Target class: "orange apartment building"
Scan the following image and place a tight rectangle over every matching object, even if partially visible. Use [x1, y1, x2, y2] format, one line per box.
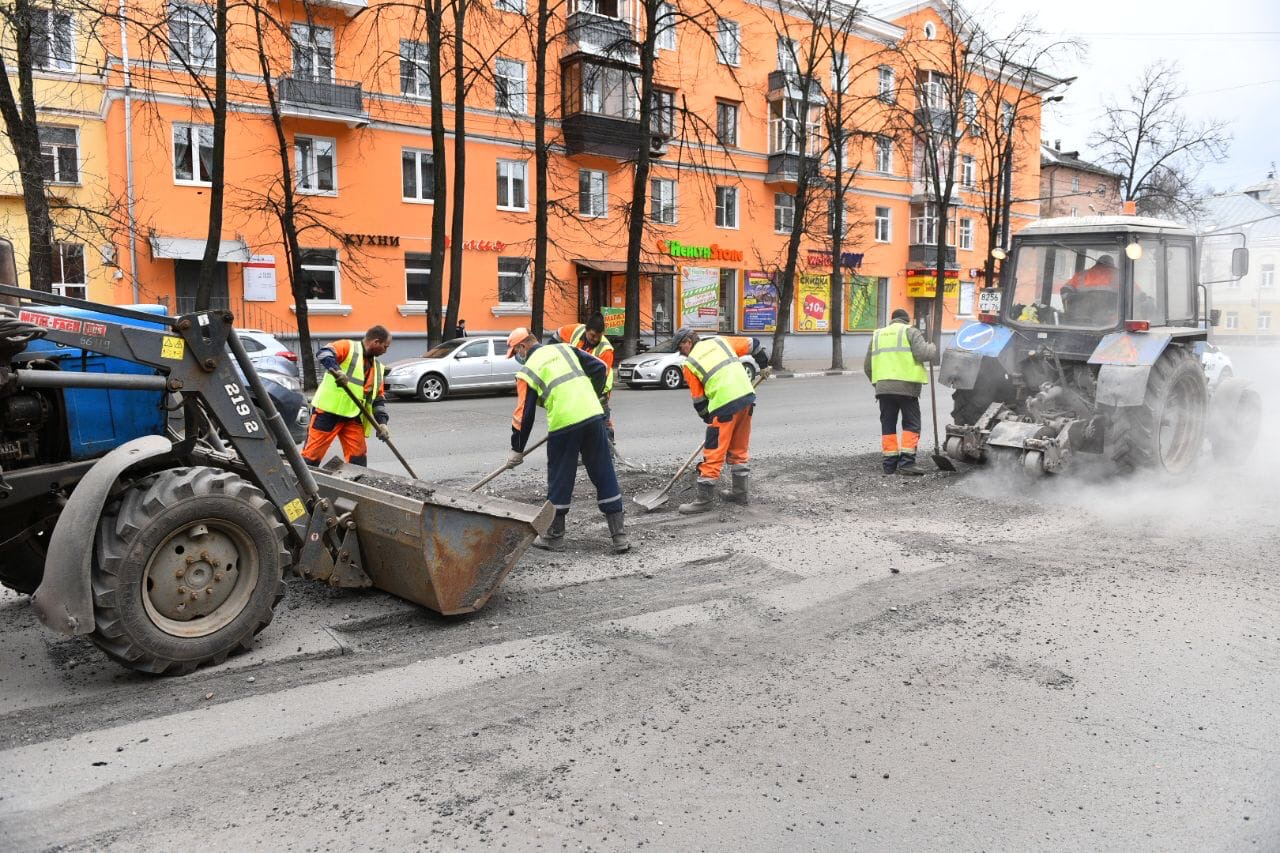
[32, 0, 1054, 349]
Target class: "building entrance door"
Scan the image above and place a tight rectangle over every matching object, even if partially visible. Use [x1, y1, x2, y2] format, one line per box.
[577, 270, 609, 321]
[175, 260, 229, 314]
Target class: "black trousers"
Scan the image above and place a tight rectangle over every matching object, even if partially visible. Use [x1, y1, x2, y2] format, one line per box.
[878, 394, 922, 458]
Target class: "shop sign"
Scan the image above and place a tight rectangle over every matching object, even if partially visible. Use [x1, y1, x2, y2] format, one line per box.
[243, 255, 276, 302]
[906, 268, 960, 298]
[845, 274, 878, 331]
[342, 233, 400, 247]
[741, 270, 778, 333]
[601, 307, 625, 333]
[807, 249, 864, 269]
[793, 273, 831, 333]
[453, 239, 506, 252]
[657, 240, 743, 262]
[679, 266, 720, 330]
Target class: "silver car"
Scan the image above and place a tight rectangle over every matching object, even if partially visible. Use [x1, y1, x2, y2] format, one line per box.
[616, 336, 759, 389]
[384, 337, 519, 402]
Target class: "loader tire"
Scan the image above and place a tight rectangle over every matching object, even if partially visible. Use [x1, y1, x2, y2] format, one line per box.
[1107, 346, 1207, 475]
[88, 467, 289, 675]
[1208, 377, 1261, 465]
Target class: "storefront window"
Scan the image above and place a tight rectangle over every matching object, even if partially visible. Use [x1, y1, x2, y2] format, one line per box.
[498, 256, 530, 304]
[652, 274, 673, 333]
[718, 268, 736, 333]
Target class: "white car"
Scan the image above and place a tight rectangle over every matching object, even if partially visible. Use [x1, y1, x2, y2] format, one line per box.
[384, 337, 519, 401]
[616, 336, 759, 389]
[1198, 341, 1234, 387]
[237, 329, 300, 377]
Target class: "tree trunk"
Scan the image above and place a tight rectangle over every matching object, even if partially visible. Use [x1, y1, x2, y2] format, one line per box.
[425, 0, 448, 347]
[444, 0, 466, 339]
[195, 0, 229, 310]
[621, 2, 658, 360]
[529, 0, 550, 337]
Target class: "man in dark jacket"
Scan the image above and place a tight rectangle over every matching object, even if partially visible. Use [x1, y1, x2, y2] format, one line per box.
[863, 309, 937, 476]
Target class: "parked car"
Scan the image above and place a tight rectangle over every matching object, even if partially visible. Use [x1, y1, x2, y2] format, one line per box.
[238, 329, 300, 378]
[616, 336, 759, 389]
[385, 336, 519, 401]
[1196, 340, 1234, 388]
[241, 355, 310, 443]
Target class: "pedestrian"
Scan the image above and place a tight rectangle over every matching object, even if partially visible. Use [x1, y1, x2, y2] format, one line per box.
[863, 308, 937, 476]
[454, 318, 467, 338]
[302, 325, 393, 468]
[504, 327, 630, 553]
[555, 312, 616, 442]
[672, 328, 769, 513]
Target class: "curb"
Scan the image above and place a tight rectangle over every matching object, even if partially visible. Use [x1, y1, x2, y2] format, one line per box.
[771, 369, 862, 379]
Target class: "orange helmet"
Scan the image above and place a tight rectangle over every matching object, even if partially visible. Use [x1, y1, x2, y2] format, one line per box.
[505, 326, 533, 358]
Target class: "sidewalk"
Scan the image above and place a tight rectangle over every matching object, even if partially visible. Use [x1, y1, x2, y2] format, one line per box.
[772, 358, 864, 379]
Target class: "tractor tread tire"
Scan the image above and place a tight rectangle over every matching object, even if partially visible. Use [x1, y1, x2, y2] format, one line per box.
[1208, 377, 1261, 465]
[89, 467, 289, 676]
[1106, 346, 1207, 475]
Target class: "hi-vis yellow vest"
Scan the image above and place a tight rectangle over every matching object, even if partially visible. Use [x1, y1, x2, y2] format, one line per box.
[567, 324, 614, 393]
[685, 337, 753, 412]
[869, 324, 928, 384]
[518, 343, 603, 432]
[311, 341, 385, 435]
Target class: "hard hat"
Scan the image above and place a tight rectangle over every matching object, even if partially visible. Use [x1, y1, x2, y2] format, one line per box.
[505, 326, 532, 358]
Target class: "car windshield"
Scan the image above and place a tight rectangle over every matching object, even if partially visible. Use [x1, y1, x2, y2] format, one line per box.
[1008, 241, 1122, 330]
[646, 338, 678, 354]
[423, 340, 463, 358]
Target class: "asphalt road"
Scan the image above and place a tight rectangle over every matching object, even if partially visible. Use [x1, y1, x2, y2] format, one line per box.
[2, 357, 1278, 851]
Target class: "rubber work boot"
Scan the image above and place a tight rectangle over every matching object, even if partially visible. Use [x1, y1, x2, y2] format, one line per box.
[606, 511, 630, 553]
[896, 454, 925, 477]
[533, 512, 567, 550]
[678, 481, 717, 514]
[882, 455, 899, 476]
[718, 472, 749, 505]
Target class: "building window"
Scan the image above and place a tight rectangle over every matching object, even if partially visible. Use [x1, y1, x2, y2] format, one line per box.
[651, 88, 675, 137]
[52, 243, 86, 300]
[399, 40, 430, 97]
[655, 2, 676, 51]
[498, 257, 530, 304]
[495, 0, 524, 11]
[770, 98, 820, 155]
[911, 203, 953, 246]
[495, 58, 527, 114]
[172, 123, 212, 184]
[300, 249, 339, 302]
[715, 101, 738, 146]
[878, 65, 895, 103]
[577, 0, 621, 18]
[874, 206, 891, 243]
[32, 7, 74, 72]
[831, 51, 848, 93]
[875, 135, 892, 173]
[496, 160, 527, 210]
[1070, 206, 1078, 217]
[1225, 311, 1239, 330]
[169, 3, 215, 68]
[716, 19, 740, 66]
[38, 125, 79, 184]
[774, 193, 794, 232]
[1000, 101, 1014, 132]
[1260, 312, 1272, 331]
[918, 69, 946, 110]
[578, 169, 606, 217]
[959, 217, 973, 250]
[923, 21, 936, 39]
[776, 37, 797, 73]
[715, 185, 738, 229]
[295, 135, 336, 194]
[291, 23, 334, 82]
[958, 281, 975, 316]
[963, 89, 977, 133]
[565, 61, 639, 119]
[1260, 263, 1275, 288]
[402, 148, 434, 202]
[650, 178, 677, 224]
[1071, 175, 1080, 193]
[405, 253, 432, 304]
[961, 154, 975, 188]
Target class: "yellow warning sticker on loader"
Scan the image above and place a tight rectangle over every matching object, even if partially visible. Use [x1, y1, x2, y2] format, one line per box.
[160, 336, 185, 360]
[283, 498, 306, 522]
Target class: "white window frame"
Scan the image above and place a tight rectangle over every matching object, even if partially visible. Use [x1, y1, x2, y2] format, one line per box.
[498, 256, 531, 305]
[715, 101, 738, 147]
[496, 159, 528, 211]
[878, 65, 895, 103]
[959, 217, 973, 250]
[961, 154, 975, 188]
[33, 7, 75, 72]
[172, 123, 213, 185]
[963, 89, 977, 134]
[301, 249, 340, 304]
[655, 2, 676, 51]
[1071, 175, 1080, 193]
[918, 69, 946, 111]
[1259, 312, 1272, 331]
[52, 242, 86, 299]
[715, 185, 738, 229]
[404, 253, 432, 305]
[294, 135, 337, 195]
[578, 169, 607, 218]
[291, 23, 334, 82]
[830, 51, 848, 93]
[874, 206, 891, 243]
[402, 148, 434, 203]
[1261, 263, 1276, 288]
[399, 40, 430, 98]
[777, 37, 797, 73]
[875, 135, 892, 173]
[774, 193, 794, 233]
[716, 19, 740, 66]
[39, 124, 79, 185]
[495, 57, 527, 114]
[1225, 311, 1239, 330]
[169, 3, 215, 68]
[650, 177, 677, 224]
[495, 0, 524, 11]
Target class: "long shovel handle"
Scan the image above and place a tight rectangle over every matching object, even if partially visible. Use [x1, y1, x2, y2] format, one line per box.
[927, 359, 943, 453]
[331, 375, 419, 479]
[468, 435, 548, 492]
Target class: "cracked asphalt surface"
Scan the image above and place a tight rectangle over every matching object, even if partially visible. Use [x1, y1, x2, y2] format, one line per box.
[2, 357, 1278, 851]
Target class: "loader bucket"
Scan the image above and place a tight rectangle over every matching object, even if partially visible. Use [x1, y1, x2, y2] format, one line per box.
[312, 464, 554, 615]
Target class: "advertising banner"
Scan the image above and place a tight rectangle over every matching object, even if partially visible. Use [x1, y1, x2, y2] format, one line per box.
[793, 273, 831, 333]
[601, 307, 625, 334]
[740, 270, 778, 333]
[845, 275, 879, 331]
[679, 266, 720, 330]
[242, 255, 276, 302]
[906, 268, 960, 298]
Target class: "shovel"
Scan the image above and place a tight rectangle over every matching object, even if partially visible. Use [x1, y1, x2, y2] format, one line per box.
[468, 435, 548, 492]
[331, 373, 420, 479]
[926, 359, 957, 472]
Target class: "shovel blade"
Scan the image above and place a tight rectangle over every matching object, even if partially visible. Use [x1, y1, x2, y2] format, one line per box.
[632, 488, 670, 512]
[931, 452, 957, 472]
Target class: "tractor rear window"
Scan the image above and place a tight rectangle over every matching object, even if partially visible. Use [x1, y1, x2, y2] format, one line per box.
[1008, 242, 1121, 330]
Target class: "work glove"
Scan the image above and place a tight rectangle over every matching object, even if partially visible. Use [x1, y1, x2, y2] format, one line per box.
[375, 424, 391, 443]
[328, 368, 350, 388]
[506, 449, 524, 469]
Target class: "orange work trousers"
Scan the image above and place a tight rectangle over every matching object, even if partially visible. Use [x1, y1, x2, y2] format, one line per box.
[697, 404, 752, 482]
[302, 410, 369, 466]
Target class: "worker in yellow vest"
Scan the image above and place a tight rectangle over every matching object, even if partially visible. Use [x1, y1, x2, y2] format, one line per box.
[303, 325, 392, 468]
[504, 327, 629, 553]
[863, 309, 937, 476]
[555, 312, 616, 442]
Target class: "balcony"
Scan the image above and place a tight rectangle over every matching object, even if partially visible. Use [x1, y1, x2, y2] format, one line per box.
[766, 70, 825, 105]
[765, 152, 820, 185]
[566, 10, 639, 63]
[562, 113, 648, 160]
[305, 0, 366, 14]
[276, 76, 369, 126]
[908, 244, 956, 266]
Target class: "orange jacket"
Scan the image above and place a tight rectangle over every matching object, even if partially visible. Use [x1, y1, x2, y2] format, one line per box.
[1065, 263, 1116, 290]
[682, 336, 752, 401]
[556, 323, 615, 371]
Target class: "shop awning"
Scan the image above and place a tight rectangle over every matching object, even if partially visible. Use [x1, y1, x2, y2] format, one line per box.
[573, 258, 675, 275]
[149, 234, 251, 263]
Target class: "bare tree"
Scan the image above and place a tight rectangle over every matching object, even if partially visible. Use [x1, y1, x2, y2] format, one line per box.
[1090, 61, 1229, 221]
[193, 0, 230, 309]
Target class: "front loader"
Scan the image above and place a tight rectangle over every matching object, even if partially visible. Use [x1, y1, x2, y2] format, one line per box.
[0, 238, 551, 674]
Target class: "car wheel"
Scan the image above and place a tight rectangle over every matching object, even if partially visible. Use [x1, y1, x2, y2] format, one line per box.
[661, 366, 684, 390]
[416, 374, 447, 402]
[742, 362, 757, 381]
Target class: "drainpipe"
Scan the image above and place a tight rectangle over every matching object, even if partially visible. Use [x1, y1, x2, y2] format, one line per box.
[119, 0, 139, 301]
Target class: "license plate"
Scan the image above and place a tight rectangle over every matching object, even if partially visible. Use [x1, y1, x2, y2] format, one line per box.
[978, 289, 1002, 314]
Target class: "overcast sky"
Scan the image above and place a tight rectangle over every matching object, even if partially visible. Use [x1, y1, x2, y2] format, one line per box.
[968, 0, 1280, 193]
